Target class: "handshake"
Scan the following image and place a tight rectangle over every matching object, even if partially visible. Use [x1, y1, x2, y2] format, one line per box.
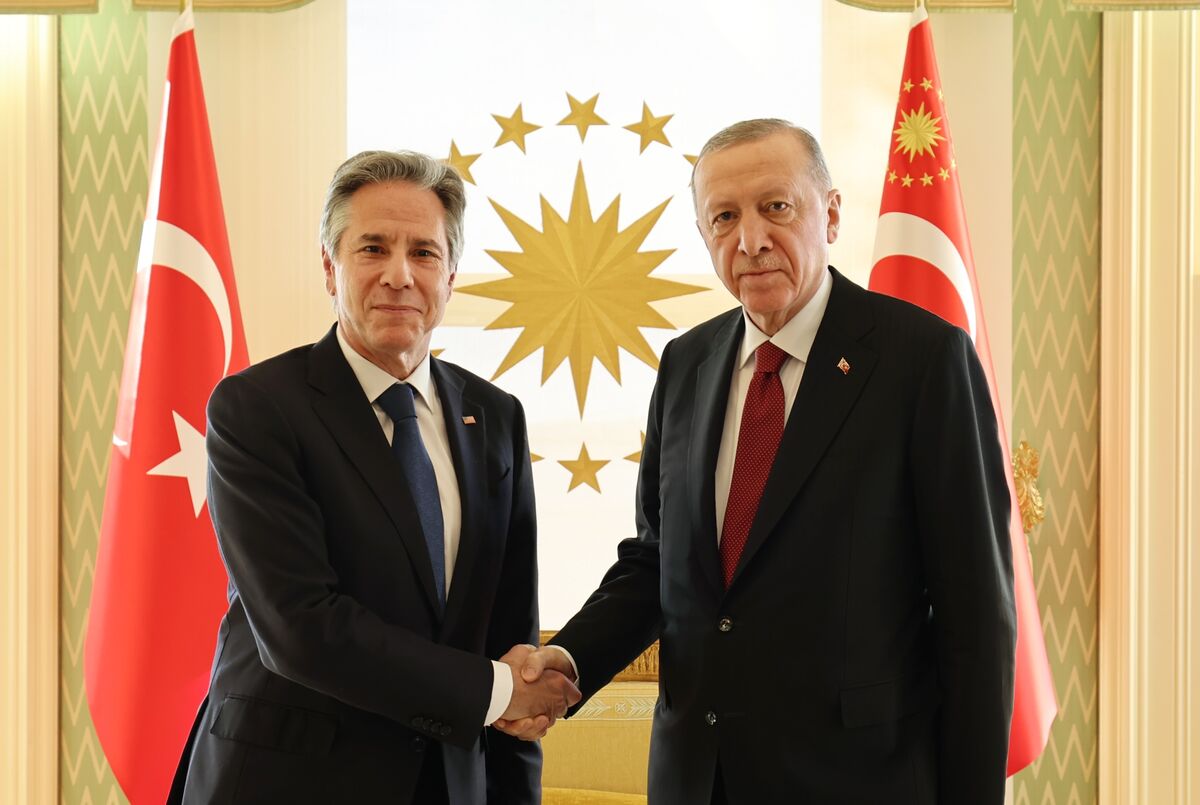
[494, 643, 581, 741]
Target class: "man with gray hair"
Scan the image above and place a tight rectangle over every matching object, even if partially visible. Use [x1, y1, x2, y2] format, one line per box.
[504, 120, 1016, 803]
[171, 149, 578, 804]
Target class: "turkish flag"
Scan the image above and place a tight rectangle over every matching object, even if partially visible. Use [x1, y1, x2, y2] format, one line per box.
[868, 5, 1056, 776]
[85, 8, 248, 803]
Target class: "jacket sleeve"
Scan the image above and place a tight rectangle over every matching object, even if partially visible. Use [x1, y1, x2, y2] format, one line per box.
[205, 372, 493, 749]
[483, 395, 542, 803]
[910, 326, 1017, 804]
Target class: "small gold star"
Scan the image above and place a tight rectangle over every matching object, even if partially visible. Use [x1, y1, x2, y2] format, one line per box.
[920, 173, 933, 186]
[920, 77, 933, 91]
[683, 154, 699, 166]
[431, 348, 445, 358]
[938, 167, 950, 181]
[624, 102, 673, 153]
[624, 432, 645, 463]
[887, 170, 898, 184]
[902, 79, 914, 93]
[530, 452, 543, 463]
[558, 93, 607, 141]
[493, 104, 541, 153]
[559, 443, 609, 492]
[901, 174, 914, 188]
[443, 141, 481, 185]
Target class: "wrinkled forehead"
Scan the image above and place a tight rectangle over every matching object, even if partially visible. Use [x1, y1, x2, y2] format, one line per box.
[693, 135, 813, 212]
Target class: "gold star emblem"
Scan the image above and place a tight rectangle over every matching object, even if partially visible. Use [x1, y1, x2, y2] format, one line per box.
[530, 452, 543, 463]
[920, 77, 933, 91]
[893, 102, 945, 162]
[901, 174, 914, 188]
[920, 173, 933, 186]
[443, 140, 481, 185]
[458, 163, 705, 414]
[558, 93, 607, 141]
[492, 104, 541, 153]
[683, 154, 698, 166]
[624, 432, 645, 463]
[559, 443, 608, 492]
[938, 88, 944, 101]
[887, 170, 898, 184]
[902, 79, 914, 93]
[623, 102, 673, 153]
[938, 167, 950, 181]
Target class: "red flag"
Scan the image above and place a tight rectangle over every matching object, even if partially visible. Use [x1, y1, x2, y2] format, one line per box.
[868, 4, 1056, 775]
[85, 8, 248, 802]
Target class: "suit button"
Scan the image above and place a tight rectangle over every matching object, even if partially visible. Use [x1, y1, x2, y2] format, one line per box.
[411, 736, 427, 753]
[717, 617, 733, 632]
[705, 711, 717, 726]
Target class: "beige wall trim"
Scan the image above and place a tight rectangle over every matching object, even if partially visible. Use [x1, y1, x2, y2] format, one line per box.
[0, 1, 95, 13]
[1100, 11, 1200, 805]
[133, 0, 314, 11]
[834, 0, 1013, 11]
[0, 13, 60, 805]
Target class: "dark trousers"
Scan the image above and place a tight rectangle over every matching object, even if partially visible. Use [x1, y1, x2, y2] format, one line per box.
[412, 742, 449, 805]
[711, 763, 729, 805]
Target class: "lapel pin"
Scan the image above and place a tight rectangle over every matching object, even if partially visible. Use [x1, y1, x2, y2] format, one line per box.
[462, 415, 477, 425]
[837, 357, 851, 375]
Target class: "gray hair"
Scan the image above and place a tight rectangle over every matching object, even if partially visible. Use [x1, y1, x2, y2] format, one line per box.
[691, 118, 832, 204]
[320, 149, 467, 269]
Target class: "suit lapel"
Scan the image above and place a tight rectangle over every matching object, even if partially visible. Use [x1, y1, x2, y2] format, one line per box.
[431, 361, 488, 639]
[688, 312, 743, 599]
[728, 270, 879, 589]
[307, 328, 443, 615]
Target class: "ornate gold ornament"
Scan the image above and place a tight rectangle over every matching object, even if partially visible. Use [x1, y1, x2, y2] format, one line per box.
[1012, 440, 1046, 534]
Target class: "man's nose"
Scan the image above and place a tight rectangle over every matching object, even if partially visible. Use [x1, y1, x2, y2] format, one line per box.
[379, 256, 415, 288]
[737, 215, 772, 255]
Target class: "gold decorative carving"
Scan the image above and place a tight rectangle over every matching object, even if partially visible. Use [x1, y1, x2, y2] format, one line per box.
[0, 0, 96, 12]
[540, 631, 659, 682]
[1012, 440, 1046, 534]
[131, 0, 314, 10]
[834, 0, 1013, 11]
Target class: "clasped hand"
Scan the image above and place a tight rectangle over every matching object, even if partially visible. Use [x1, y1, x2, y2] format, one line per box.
[494, 644, 580, 741]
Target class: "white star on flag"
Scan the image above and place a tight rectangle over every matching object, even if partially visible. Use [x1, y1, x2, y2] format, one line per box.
[146, 410, 208, 516]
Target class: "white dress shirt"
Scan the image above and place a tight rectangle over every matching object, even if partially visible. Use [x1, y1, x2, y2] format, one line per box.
[336, 327, 513, 726]
[549, 269, 834, 689]
[715, 267, 832, 542]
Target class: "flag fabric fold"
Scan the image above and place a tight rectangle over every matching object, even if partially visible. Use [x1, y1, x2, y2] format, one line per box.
[868, 4, 1057, 776]
[85, 8, 248, 802]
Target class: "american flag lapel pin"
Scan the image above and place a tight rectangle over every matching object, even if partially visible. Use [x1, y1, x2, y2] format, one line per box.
[462, 415, 477, 425]
[837, 357, 851, 375]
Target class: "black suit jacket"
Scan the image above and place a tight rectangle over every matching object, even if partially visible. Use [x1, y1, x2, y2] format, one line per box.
[551, 268, 1016, 804]
[174, 326, 541, 804]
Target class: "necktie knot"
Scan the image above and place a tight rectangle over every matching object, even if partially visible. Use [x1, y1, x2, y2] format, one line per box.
[755, 341, 788, 375]
[376, 383, 417, 423]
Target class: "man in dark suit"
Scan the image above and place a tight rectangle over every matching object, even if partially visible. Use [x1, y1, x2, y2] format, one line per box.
[500, 120, 1016, 803]
[172, 150, 579, 804]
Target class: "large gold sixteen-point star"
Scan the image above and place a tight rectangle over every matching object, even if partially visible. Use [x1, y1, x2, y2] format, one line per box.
[893, 102, 945, 162]
[624, 103, 673, 153]
[559, 93, 607, 141]
[493, 104, 541, 153]
[559, 443, 608, 492]
[444, 140, 481, 185]
[459, 163, 704, 414]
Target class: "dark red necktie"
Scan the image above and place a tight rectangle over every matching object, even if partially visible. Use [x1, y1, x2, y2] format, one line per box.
[719, 341, 788, 588]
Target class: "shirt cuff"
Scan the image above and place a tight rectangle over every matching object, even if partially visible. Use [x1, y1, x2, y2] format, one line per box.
[484, 660, 514, 726]
[544, 644, 581, 687]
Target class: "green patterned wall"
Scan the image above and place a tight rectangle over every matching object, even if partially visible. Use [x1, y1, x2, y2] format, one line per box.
[1011, 1, 1100, 804]
[59, 0, 147, 801]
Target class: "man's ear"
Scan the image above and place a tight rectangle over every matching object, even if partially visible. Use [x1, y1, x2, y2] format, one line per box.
[826, 189, 842, 245]
[322, 247, 336, 296]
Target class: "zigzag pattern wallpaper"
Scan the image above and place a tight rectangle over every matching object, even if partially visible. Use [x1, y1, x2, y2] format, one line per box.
[52, 1, 1102, 802]
[59, 0, 147, 801]
[1010, 1, 1100, 804]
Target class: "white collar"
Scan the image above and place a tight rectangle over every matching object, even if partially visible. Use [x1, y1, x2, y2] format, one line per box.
[737, 267, 833, 369]
[335, 325, 434, 406]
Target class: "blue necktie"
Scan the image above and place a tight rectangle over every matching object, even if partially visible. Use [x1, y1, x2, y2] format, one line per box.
[376, 383, 446, 609]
